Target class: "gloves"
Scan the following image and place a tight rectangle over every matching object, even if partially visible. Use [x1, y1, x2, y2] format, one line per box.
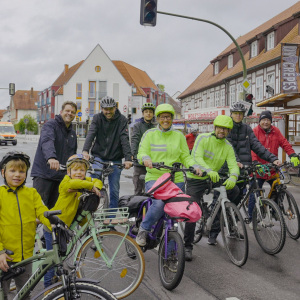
[291, 156, 300, 167]
[208, 171, 220, 183]
[223, 176, 237, 190]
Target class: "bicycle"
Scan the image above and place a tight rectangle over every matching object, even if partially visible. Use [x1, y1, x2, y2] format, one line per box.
[126, 162, 203, 290]
[263, 162, 300, 240]
[187, 175, 249, 267]
[287, 154, 300, 186]
[0, 210, 117, 300]
[237, 163, 286, 255]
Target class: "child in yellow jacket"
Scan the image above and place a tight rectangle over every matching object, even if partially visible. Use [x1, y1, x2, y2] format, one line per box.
[0, 151, 51, 300]
[43, 154, 103, 287]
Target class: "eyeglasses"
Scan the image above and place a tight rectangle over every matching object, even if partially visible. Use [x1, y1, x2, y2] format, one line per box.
[216, 126, 229, 132]
[159, 116, 172, 120]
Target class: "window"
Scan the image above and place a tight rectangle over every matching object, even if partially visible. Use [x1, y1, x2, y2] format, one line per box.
[229, 85, 236, 106]
[221, 90, 225, 106]
[210, 93, 215, 107]
[99, 81, 107, 99]
[89, 81, 96, 98]
[202, 94, 207, 108]
[89, 101, 95, 115]
[236, 83, 243, 102]
[194, 99, 197, 109]
[288, 114, 300, 144]
[266, 73, 275, 91]
[228, 55, 233, 69]
[251, 41, 258, 58]
[267, 32, 275, 50]
[76, 83, 82, 99]
[256, 76, 263, 100]
[215, 91, 220, 106]
[214, 62, 219, 75]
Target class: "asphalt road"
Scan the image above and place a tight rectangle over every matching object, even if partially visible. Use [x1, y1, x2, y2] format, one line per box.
[1, 137, 300, 300]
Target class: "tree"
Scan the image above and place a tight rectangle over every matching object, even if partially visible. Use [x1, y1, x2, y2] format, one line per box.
[17, 114, 38, 134]
[157, 84, 165, 92]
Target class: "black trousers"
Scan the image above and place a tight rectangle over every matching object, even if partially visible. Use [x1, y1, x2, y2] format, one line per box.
[132, 165, 147, 196]
[184, 178, 240, 250]
[33, 177, 60, 209]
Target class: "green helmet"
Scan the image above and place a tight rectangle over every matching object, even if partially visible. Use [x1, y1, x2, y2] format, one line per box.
[155, 104, 175, 117]
[142, 102, 156, 112]
[213, 115, 233, 129]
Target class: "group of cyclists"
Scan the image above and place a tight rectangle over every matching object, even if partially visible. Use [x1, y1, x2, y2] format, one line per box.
[0, 96, 299, 298]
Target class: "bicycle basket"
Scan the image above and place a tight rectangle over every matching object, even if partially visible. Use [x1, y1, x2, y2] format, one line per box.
[79, 193, 100, 213]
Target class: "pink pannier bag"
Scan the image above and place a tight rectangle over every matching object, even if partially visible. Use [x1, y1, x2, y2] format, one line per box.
[148, 173, 202, 223]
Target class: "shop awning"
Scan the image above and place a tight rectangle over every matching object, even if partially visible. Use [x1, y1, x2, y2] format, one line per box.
[256, 93, 300, 107]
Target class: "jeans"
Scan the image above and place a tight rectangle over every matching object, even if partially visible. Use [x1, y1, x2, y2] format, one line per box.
[248, 178, 274, 220]
[91, 157, 122, 209]
[44, 230, 55, 288]
[140, 180, 185, 232]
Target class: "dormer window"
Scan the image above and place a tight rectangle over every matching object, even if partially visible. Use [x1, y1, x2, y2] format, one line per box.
[214, 61, 219, 75]
[228, 54, 233, 69]
[267, 32, 275, 50]
[251, 40, 258, 58]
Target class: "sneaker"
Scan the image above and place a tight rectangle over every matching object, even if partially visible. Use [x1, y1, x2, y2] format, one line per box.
[136, 230, 148, 246]
[228, 232, 244, 240]
[207, 235, 217, 245]
[164, 258, 178, 273]
[185, 248, 193, 261]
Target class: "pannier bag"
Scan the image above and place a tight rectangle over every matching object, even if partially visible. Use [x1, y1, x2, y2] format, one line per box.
[148, 173, 202, 222]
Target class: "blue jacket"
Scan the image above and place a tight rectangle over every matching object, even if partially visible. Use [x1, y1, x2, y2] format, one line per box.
[31, 115, 77, 181]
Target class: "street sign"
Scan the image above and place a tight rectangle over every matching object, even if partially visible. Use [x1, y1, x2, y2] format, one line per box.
[24, 118, 29, 124]
[241, 79, 251, 91]
[123, 105, 127, 113]
[266, 85, 274, 96]
[78, 112, 82, 117]
[85, 108, 89, 113]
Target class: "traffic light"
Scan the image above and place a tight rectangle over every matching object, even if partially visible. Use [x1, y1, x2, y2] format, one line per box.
[9, 83, 15, 96]
[140, 0, 157, 26]
[127, 114, 132, 125]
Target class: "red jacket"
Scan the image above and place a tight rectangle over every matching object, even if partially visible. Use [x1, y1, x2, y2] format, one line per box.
[251, 125, 295, 179]
[185, 133, 196, 150]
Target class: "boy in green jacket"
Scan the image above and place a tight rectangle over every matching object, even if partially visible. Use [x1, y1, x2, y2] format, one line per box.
[43, 154, 102, 288]
[0, 151, 51, 300]
[184, 115, 240, 261]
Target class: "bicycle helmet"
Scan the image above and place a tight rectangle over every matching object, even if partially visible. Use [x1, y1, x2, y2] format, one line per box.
[66, 154, 90, 169]
[101, 96, 116, 108]
[0, 151, 30, 170]
[155, 104, 175, 117]
[213, 115, 233, 129]
[142, 103, 156, 112]
[230, 101, 247, 114]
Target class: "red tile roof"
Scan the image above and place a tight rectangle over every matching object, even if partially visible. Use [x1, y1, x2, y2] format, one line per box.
[12, 90, 39, 110]
[113, 61, 158, 96]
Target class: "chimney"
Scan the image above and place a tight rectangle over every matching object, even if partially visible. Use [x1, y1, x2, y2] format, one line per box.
[30, 87, 34, 99]
[64, 64, 69, 75]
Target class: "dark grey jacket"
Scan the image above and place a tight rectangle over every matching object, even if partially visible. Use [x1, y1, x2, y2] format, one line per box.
[31, 115, 77, 181]
[227, 121, 278, 165]
[83, 109, 132, 161]
[131, 118, 156, 159]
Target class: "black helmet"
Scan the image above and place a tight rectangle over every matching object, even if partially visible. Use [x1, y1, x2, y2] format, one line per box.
[230, 101, 247, 113]
[142, 103, 156, 112]
[101, 96, 116, 108]
[0, 151, 30, 170]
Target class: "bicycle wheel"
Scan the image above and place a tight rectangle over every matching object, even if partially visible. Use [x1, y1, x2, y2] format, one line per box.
[220, 202, 248, 267]
[158, 231, 185, 290]
[76, 231, 145, 299]
[288, 166, 300, 186]
[193, 219, 206, 244]
[252, 198, 286, 255]
[41, 282, 117, 300]
[277, 190, 300, 239]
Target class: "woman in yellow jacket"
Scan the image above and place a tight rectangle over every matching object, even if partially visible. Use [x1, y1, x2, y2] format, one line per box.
[43, 154, 103, 288]
[135, 104, 202, 246]
[0, 151, 51, 299]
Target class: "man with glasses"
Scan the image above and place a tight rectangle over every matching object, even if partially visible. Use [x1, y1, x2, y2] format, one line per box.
[82, 96, 133, 209]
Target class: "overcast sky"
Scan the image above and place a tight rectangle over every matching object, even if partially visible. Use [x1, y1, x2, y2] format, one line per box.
[0, 0, 298, 109]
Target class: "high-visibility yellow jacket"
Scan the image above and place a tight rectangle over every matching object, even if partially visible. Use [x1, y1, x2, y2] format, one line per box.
[137, 126, 197, 183]
[0, 185, 51, 262]
[48, 175, 103, 229]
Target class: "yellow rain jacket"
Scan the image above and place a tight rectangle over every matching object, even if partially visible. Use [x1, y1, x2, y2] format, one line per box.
[47, 175, 103, 230]
[0, 185, 51, 262]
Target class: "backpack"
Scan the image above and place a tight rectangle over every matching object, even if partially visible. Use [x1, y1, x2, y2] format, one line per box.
[148, 173, 202, 222]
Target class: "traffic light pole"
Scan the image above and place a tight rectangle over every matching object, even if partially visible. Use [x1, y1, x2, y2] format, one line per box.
[157, 11, 247, 79]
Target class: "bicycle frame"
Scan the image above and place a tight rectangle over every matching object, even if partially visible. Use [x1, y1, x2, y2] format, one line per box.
[0, 233, 61, 300]
[66, 208, 130, 269]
